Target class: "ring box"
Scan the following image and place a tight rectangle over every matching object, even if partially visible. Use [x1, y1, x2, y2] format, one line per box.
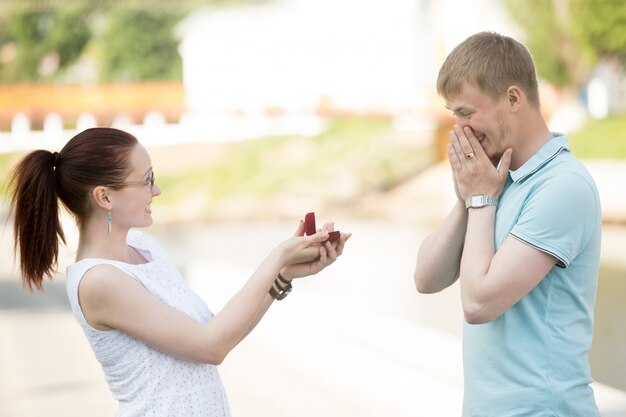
[304, 212, 340, 242]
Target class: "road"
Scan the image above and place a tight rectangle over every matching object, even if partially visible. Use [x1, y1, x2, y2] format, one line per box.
[2, 218, 626, 416]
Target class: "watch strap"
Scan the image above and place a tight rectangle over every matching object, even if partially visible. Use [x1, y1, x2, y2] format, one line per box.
[465, 194, 498, 209]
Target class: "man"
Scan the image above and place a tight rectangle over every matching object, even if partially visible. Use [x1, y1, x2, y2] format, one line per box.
[414, 32, 601, 416]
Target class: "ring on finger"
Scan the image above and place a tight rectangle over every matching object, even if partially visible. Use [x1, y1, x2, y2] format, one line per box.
[466, 152, 475, 160]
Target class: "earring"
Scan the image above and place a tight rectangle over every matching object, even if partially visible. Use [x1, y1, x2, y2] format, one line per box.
[107, 211, 112, 235]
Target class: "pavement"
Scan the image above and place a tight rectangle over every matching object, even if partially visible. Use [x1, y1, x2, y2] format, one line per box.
[350, 159, 626, 226]
[1, 159, 626, 417]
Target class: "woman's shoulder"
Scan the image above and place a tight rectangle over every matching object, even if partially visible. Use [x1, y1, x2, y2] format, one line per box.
[65, 259, 137, 316]
[67, 258, 132, 283]
[67, 258, 114, 280]
[80, 263, 138, 298]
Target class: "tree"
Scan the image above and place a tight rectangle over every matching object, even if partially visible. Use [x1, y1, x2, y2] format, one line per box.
[569, 0, 626, 61]
[503, 0, 626, 90]
[0, 0, 263, 83]
[0, 9, 91, 82]
[96, 11, 183, 82]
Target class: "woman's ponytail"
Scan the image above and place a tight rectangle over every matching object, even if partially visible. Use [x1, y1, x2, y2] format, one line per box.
[9, 149, 66, 291]
[8, 127, 139, 290]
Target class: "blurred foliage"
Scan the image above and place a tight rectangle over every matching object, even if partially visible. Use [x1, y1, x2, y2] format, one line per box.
[569, 114, 626, 158]
[0, 9, 91, 81]
[569, 0, 626, 61]
[0, 0, 263, 83]
[504, 0, 626, 89]
[97, 12, 182, 82]
[0, 0, 261, 14]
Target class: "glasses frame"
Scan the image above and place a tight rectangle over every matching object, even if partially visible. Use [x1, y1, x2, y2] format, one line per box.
[106, 171, 155, 191]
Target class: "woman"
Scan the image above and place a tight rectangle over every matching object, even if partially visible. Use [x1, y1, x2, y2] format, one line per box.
[9, 127, 350, 416]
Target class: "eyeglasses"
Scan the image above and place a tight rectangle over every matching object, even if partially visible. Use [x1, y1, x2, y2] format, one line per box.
[107, 171, 156, 191]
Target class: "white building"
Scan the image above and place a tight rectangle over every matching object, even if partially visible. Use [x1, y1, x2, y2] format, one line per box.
[174, 0, 513, 137]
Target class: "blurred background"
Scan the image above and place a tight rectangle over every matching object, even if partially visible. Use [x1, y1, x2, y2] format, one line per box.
[0, 0, 625, 416]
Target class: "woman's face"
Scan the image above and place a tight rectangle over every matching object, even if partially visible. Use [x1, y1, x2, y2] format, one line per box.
[109, 144, 161, 231]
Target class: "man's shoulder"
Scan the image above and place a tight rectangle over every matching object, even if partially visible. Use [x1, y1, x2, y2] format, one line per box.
[541, 152, 599, 196]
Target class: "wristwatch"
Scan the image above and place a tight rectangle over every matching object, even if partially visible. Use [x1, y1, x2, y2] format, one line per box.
[465, 194, 498, 209]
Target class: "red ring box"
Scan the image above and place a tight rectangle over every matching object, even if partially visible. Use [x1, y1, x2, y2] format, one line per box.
[304, 212, 340, 242]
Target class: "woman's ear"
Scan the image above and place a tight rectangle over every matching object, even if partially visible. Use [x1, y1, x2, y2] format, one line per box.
[92, 186, 112, 210]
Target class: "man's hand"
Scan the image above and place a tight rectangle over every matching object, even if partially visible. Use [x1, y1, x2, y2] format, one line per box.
[447, 125, 512, 201]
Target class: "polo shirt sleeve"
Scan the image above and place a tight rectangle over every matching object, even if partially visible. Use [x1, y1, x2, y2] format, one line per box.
[509, 173, 599, 268]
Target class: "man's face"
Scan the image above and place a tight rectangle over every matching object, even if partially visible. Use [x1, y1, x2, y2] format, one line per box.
[444, 82, 511, 164]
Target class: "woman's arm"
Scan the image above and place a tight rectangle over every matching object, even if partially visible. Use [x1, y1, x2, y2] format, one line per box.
[78, 228, 342, 365]
[236, 221, 349, 344]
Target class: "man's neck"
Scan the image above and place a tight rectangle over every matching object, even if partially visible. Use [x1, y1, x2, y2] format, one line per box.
[509, 115, 553, 170]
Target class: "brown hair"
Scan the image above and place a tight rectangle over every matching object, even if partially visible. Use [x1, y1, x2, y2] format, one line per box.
[437, 31, 540, 109]
[8, 127, 138, 290]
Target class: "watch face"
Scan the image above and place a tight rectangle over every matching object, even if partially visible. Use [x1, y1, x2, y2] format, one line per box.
[471, 196, 485, 208]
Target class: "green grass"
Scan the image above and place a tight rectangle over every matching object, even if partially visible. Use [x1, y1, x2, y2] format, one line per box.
[0, 152, 21, 201]
[0, 117, 433, 219]
[155, 117, 432, 212]
[3, 113, 624, 216]
[568, 114, 626, 159]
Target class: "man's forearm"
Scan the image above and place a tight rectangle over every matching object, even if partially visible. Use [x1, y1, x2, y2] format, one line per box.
[459, 206, 496, 322]
[414, 200, 468, 293]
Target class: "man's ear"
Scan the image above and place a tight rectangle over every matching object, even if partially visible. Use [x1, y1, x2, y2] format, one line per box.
[507, 86, 523, 111]
[92, 186, 112, 210]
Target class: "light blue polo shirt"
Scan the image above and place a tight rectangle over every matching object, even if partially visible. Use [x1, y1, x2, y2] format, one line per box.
[462, 133, 602, 417]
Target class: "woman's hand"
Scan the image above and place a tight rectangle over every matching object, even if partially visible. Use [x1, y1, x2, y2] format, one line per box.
[279, 220, 351, 280]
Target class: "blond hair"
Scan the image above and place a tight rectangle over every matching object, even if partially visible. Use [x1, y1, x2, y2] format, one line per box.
[437, 32, 540, 109]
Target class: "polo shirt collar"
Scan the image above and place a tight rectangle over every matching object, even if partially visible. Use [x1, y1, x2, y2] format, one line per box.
[509, 133, 570, 183]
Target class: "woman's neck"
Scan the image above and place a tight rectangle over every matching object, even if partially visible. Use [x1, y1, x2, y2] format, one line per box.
[76, 223, 141, 263]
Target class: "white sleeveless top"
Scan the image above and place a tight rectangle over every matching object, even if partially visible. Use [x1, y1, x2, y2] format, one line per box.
[66, 230, 231, 417]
